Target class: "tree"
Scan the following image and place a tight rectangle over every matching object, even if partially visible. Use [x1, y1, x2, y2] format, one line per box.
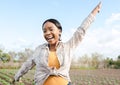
[18, 48, 34, 62]
[0, 53, 11, 63]
[8, 51, 17, 62]
[114, 55, 120, 69]
[0, 49, 11, 63]
[104, 57, 115, 68]
[117, 55, 120, 60]
[0, 50, 3, 61]
[78, 54, 91, 68]
[91, 52, 103, 69]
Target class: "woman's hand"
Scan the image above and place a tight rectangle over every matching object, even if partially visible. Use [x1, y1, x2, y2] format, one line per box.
[19, 78, 23, 83]
[10, 79, 15, 85]
[49, 67, 58, 76]
[92, 1, 102, 16]
[11, 78, 23, 85]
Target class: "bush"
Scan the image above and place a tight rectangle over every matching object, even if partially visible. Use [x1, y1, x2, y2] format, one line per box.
[0, 62, 21, 69]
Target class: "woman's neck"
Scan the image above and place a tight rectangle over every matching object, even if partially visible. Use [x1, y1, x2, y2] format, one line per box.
[49, 44, 56, 51]
[48, 41, 60, 51]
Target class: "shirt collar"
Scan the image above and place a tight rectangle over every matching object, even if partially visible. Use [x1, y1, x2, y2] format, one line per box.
[42, 41, 62, 49]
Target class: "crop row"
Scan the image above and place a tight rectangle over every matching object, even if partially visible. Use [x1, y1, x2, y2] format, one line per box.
[0, 69, 120, 85]
[70, 69, 120, 85]
[0, 69, 34, 85]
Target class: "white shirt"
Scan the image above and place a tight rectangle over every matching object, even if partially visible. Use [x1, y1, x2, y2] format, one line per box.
[14, 13, 95, 85]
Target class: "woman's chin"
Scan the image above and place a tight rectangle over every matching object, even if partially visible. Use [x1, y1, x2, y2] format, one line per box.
[48, 41, 57, 46]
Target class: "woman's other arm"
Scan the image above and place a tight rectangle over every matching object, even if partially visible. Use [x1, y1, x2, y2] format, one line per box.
[66, 2, 102, 49]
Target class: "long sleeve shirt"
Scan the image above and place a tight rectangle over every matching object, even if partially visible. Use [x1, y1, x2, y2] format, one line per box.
[14, 13, 95, 85]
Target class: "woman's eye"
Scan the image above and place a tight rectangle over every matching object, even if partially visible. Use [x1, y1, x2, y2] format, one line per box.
[43, 30, 46, 33]
[50, 28, 53, 31]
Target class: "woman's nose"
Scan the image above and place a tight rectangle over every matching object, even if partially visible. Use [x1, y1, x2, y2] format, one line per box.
[45, 30, 51, 35]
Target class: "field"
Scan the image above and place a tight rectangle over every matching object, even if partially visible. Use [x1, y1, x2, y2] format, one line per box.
[0, 69, 120, 85]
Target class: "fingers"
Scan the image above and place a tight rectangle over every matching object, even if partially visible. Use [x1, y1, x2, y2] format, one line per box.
[11, 78, 23, 85]
[97, 1, 102, 13]
[91, 2, 102, 16]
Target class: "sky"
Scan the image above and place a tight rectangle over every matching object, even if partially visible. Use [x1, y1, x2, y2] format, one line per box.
[0, 0, 120, 59]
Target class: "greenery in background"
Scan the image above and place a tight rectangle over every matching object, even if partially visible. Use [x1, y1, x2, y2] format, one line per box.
[105, 55, 120, 69]
[0, 48, 120, 69]
[0, 47, 120, 85]
[0, 50, 11, 63]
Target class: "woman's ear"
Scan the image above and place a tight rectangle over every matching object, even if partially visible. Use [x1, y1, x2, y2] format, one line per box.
[59, 33, 61, 41]
[59, 29, 62, 35]
[59, 29, 62, 41]
[59, 33, 61, 37]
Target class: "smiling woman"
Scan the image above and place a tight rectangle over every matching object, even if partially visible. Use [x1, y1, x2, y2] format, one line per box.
[42, 19, 62, 51]
[12, 2, 101, 85]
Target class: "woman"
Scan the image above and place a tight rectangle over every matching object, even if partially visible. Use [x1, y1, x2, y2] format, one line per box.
[12, 2, 101, 85]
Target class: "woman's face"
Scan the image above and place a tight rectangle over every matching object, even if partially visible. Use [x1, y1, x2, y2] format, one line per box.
[43, 21, 61, 45]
